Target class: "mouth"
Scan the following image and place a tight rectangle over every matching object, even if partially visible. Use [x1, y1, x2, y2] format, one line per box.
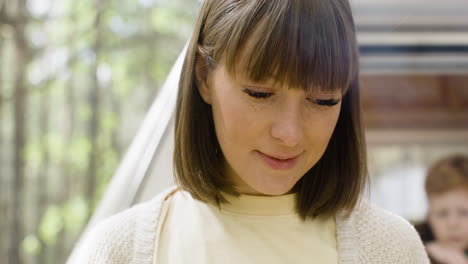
[448, 236, 462, 242]
[256, 151, 301, 170]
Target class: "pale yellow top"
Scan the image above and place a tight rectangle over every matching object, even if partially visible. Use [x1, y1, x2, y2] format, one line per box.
[156, 190, 338, 264]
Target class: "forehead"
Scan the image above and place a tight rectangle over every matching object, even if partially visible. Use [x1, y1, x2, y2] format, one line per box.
[429, 189, 468, 207]
[226, 32, 344, 94]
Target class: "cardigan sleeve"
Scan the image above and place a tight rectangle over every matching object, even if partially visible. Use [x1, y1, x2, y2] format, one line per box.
[66, 205, 141, 264]
[352, 201, 430, 263]
[66, 189, 171, 264]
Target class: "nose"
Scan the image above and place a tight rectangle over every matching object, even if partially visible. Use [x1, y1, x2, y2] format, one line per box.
[270, 101, 304, 147]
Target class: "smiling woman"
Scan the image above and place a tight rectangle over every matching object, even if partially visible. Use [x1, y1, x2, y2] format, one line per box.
[68, 0, 429, 263]
[196, 61, 342, 196]
[176, 0, 364, 219]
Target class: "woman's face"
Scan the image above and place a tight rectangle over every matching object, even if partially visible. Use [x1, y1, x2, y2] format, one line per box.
[198, 60, 342, 195]
[428, 189, 468, 250]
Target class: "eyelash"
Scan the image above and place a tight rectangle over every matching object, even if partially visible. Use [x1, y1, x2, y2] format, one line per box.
[243, 89, 273, 99]
[315, 99, 340, 106]
[242, 89, 340, 106]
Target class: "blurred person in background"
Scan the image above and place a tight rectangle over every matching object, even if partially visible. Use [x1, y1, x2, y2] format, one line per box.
[416, 155, 468, 264]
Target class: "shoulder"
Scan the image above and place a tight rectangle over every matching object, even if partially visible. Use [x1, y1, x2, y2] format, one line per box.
[67, 186, 178, 264]
[337, 200, 430, 263]
[353, 201, 419, 240]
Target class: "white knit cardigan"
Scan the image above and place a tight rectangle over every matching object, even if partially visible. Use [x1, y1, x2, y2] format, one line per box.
[68, 187, 430, 264]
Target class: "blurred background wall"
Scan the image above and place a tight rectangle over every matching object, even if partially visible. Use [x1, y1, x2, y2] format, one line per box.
[352, 0, 468, 221]
[0, 0, 467, 263]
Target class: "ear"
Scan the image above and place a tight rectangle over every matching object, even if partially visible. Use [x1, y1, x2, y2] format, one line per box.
[195, 45, 212, 104]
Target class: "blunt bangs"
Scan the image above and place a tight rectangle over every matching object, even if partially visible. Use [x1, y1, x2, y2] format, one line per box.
[201, 0, 358, 93]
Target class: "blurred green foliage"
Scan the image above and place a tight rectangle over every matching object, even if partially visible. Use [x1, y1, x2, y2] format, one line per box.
[21, 235, 41, 256]
[39, 206, 64, 246]
[2, 0, 199, 262]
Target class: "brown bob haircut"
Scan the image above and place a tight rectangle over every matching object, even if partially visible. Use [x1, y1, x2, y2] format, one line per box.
[425, 154, 468, 197]
[174, 0, 367, 219]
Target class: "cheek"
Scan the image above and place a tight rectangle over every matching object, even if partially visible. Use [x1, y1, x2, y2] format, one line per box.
[428, 212, 450, 238]
[211, 93, 257, 150]
[306, 108, 341, 143]
[329, 106, 341, 129]
[325, 110, 340, 138]
[428, 220, 445, 241]
[461, 212, 468, 230]
[428, 215, 442, 230]
[428, 210, 443, 224]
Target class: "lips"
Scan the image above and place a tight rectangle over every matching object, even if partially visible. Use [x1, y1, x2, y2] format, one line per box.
[448, 236, 462, 242]
[256, 151, 300, 170]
